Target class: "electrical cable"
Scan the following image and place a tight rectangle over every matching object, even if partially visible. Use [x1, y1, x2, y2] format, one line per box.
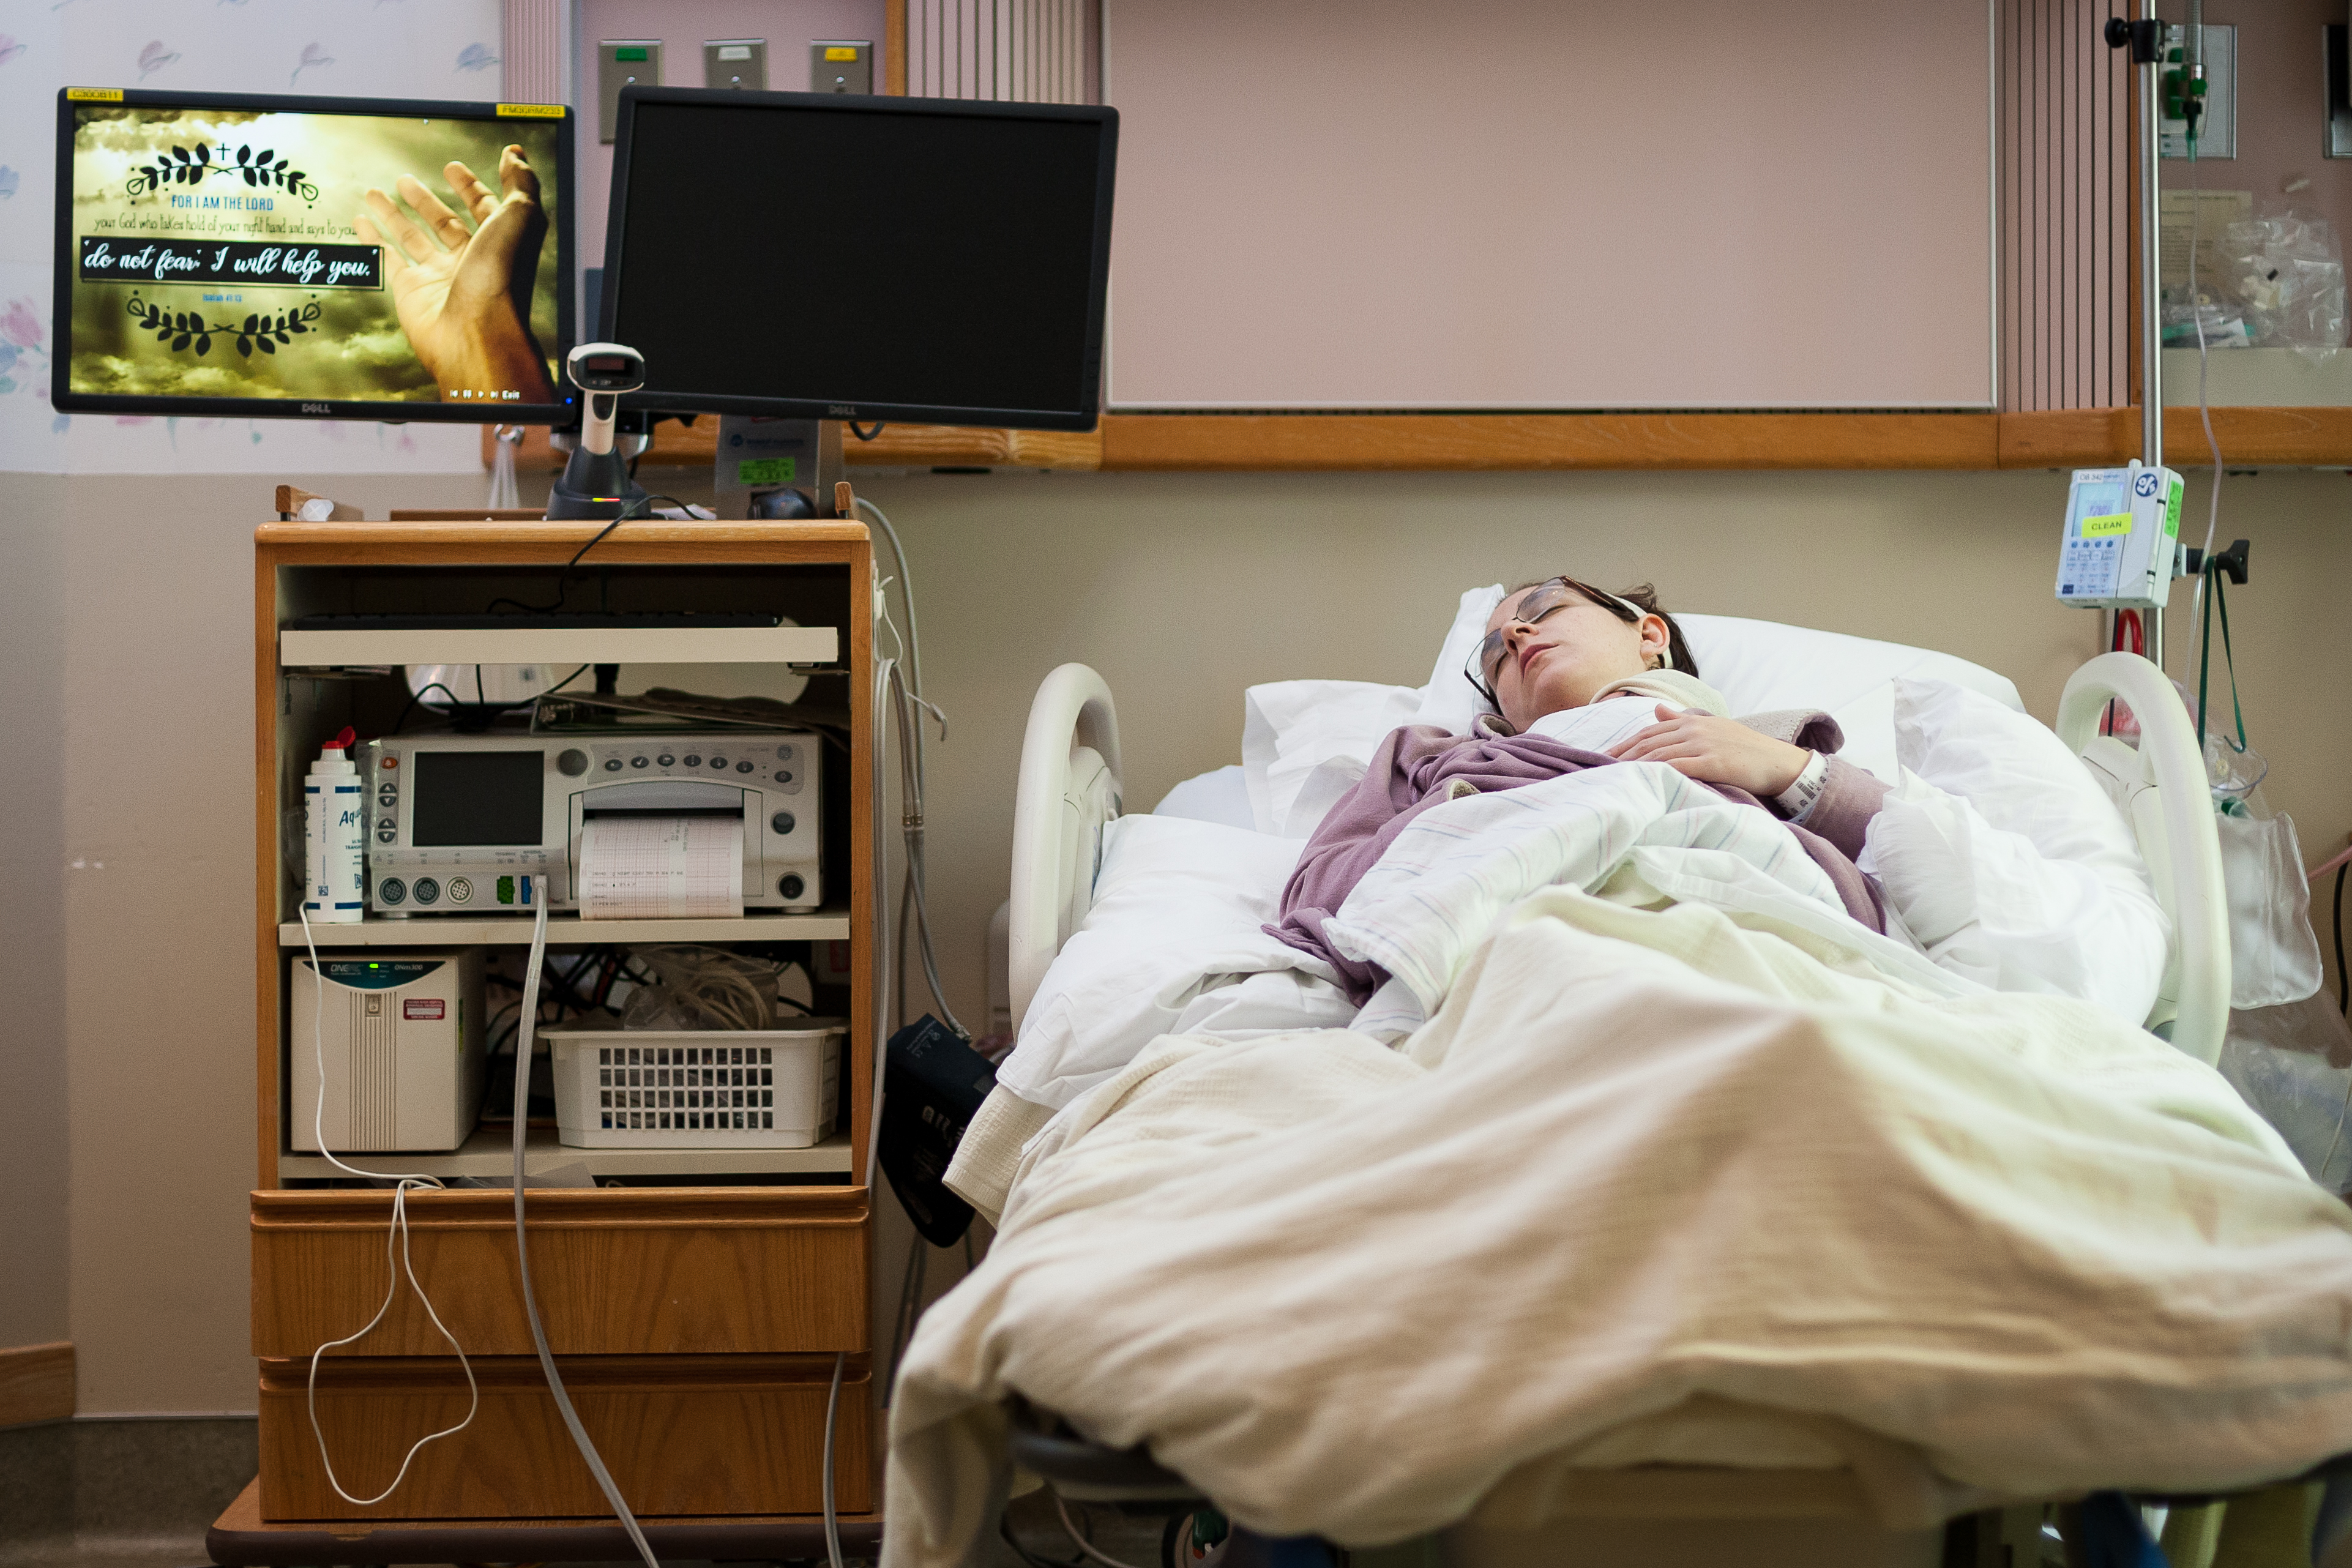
[823, 1350, 848, 1568]
[1055, 1495, 1149, 1568]
[488, 496, 693, 616]
[507, 880, 663, 1568]
[295, 903, 479, 1506]
[2184, 95, 2226, 660]
[2335, 864, 2347, 1017]
[390, 664, 589, 736]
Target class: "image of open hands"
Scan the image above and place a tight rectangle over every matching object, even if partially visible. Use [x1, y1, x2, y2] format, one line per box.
[354, 144, 555, 404]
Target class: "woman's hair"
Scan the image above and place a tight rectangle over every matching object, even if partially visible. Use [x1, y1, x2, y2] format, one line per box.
[1508, 577, 1700, 684]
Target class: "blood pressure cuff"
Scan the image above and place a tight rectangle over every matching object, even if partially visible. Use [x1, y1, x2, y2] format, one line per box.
[878, 1015, 998, 1247]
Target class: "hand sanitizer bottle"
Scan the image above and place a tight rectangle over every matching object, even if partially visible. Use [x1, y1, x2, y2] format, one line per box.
[304, 727, 365, 924]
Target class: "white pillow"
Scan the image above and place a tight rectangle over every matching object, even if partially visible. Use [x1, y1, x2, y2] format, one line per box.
[1412, 596, 2025, 782]
[1861, 678, 2168, 1025]
[1411, 583, 1509, 735]
[1230, 589, 2034, 842]
[1153, 763, 1255, 829]
[1241, 679, 1421, 837]
[1678, 614, 2025, 782]
[995, 814, 1341, 1110]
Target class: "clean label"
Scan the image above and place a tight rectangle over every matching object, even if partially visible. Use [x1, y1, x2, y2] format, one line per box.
[2080, 513, 2133, 538]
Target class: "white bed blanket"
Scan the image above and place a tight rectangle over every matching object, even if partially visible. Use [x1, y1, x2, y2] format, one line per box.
[884, 890, 2352, 1568]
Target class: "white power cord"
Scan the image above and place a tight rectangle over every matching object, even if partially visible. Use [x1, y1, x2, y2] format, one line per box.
[507, 879, 662, 1568]
[507, 880, 850, 1567]
[296, 903, 479, 1506]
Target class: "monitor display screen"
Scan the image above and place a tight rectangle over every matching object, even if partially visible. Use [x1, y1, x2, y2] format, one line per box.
[410, 751, 544, 846]
[53, 89, 575, 421]
[604, 89, 1116, 431]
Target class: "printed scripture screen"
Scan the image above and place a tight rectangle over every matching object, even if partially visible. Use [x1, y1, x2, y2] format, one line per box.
[53, 89, 573, 420]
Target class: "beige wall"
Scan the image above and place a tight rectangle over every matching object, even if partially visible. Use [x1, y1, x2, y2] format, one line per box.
[1, 462, 2345, 1412]
[0, 474, 70, 1354]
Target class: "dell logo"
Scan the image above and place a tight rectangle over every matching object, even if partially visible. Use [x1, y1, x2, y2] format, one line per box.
[301, 403, 331, 414]
[827, 405, 856, 417]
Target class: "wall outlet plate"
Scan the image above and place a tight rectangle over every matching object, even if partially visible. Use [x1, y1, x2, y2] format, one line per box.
[705, 38, 767, 91]
[598, 39, 662, 145]
[810, 39, 873, 95]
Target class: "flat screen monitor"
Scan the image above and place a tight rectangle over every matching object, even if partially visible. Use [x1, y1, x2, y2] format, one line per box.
[603, 88, 1116, 431]
[52, 88, 576, 422]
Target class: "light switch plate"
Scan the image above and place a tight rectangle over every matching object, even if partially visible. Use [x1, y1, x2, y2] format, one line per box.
[598, 39, 662, 144]
[705, 38, 767, 91]
[810, 40, 873, 95]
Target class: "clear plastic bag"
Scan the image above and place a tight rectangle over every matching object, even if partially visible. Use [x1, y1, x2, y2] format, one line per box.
[2217, 988, 2352, 1194]
[2220, 211, 2348, 360]
[2162, 297, 2252, 349]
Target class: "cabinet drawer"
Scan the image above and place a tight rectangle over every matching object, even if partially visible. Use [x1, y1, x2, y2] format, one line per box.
[258, 1353, 871, 1521]
[252, 1188, 868, 1357]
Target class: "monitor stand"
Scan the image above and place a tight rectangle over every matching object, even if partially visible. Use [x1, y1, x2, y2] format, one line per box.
[712, 417, 844, 519]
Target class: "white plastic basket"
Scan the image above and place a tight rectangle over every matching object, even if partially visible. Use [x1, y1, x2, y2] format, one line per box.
[544, 1019, 843, 1148]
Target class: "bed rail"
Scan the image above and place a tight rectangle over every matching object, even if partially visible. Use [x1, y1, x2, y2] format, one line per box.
[1009, 663, 1124, 1027]
[2055, 652, 2230, 1066]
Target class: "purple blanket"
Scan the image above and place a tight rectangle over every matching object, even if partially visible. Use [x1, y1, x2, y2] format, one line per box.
[1269, 723, 1889, 1006]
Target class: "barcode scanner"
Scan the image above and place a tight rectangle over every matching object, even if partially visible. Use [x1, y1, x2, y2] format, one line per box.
[546, 343, 652, 521]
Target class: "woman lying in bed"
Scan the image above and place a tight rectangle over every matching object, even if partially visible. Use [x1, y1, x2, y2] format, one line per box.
[1271, 575, 1891, 997]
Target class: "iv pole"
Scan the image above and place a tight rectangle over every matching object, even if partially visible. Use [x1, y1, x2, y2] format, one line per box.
[2108, 4, 2167, 670]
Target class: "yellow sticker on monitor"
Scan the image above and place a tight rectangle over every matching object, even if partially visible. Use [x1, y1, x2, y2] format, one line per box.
[497, 102, 566, 118]
[2080, 513, 2133, 538]
[825, 46, 861, 60]
[67, 87, 125, 102]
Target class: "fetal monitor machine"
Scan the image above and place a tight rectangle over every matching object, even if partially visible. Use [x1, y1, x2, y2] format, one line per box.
[2056, 459, 2184, 610]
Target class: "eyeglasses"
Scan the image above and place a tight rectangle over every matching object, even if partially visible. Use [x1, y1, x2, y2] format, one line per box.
[1466, 577, 1636, 703]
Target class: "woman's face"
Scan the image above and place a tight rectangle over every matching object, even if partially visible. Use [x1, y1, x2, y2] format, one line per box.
[1482, 584, 1668, 731]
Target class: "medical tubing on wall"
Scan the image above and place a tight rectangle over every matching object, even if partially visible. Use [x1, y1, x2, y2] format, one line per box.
[508, 884, 663, 1568]
[2185, 113, 2226, 649]
[295, 903, 478, 1506]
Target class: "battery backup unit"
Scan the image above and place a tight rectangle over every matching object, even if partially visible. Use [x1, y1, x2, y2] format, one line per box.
[291, 950, 485, 1152]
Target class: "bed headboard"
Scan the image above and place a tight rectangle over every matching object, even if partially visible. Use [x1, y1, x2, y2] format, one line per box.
[1008, 663, 1124, 1027]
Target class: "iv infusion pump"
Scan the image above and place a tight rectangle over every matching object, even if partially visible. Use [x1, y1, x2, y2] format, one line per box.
[2056, 459, 2184, 610]
[363, 730, 822, 914]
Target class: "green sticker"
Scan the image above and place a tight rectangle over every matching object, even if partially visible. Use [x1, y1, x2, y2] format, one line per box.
[2165, 476, 2182, 536]
[2080, 513, 2132, 538]
[616, 46, 649, 61]
[738, 456, 796, 485]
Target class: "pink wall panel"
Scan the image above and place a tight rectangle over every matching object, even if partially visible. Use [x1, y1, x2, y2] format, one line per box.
[573, 0, 889, 293]
[1104, 0, 1996, 411]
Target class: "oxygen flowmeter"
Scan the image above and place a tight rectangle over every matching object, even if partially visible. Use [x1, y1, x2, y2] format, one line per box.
[2056, 459, 2184, 610]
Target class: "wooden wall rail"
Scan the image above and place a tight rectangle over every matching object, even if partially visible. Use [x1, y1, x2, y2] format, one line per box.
[480, 408, 2352, 474]
[0, 1340, 74, 1427]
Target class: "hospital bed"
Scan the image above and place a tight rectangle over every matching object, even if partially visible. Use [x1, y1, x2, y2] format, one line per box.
[936, 618, 2330, 1568]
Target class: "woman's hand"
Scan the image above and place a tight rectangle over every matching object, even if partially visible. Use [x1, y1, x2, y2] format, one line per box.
[354, 146, 555, 404]
[1607, 704, 1810, 799]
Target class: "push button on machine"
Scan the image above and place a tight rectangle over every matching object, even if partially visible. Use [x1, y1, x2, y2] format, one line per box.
[605, 758, 624, 772]
[656, 753, 674, 767]
[771, 811, 795, 834]
[631, 755, 650, 768]
[736, 760, 754, 773]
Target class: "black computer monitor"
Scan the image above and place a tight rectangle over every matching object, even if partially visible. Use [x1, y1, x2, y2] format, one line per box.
[52, 88, 577, 422]
[602, 88, 1117, 432]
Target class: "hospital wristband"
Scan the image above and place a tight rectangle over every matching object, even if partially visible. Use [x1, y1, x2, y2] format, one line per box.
[1773, 750, 1830, 823]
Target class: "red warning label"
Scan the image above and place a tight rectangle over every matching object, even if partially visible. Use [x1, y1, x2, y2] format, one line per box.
[403, 999, 447, 1021]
